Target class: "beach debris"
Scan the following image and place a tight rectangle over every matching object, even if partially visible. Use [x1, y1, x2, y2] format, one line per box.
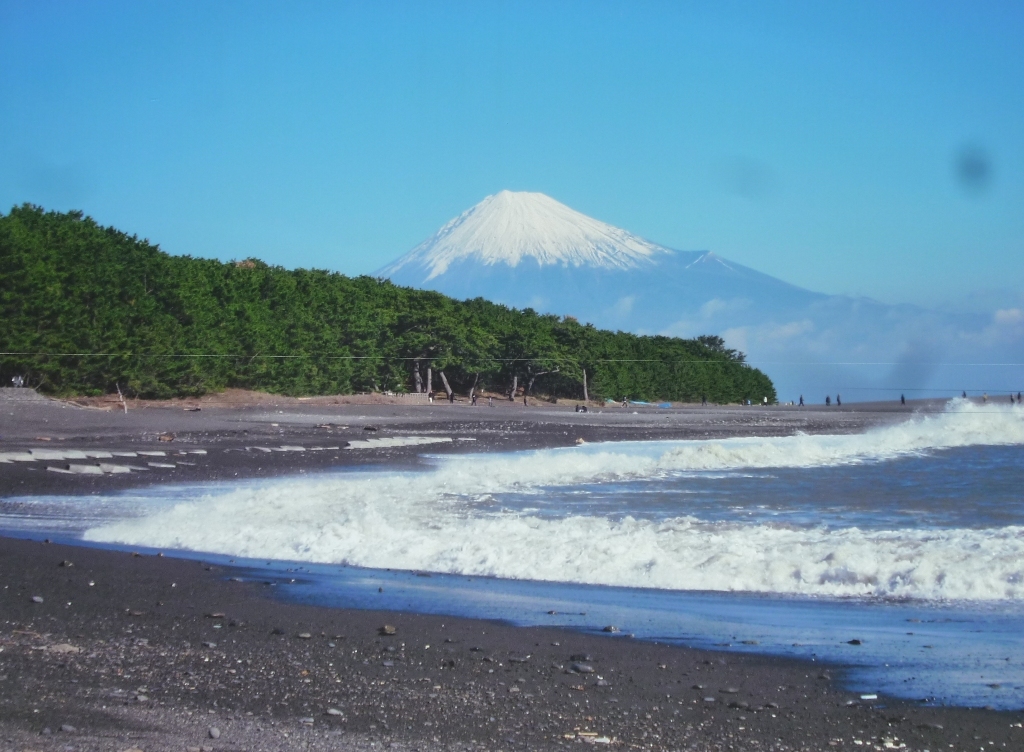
[202, 641, 217, 648]
[602, 625, 619, 633]
[47, 643, 81, 654]
[326, 708, 343, 716]
[847, 639, 863, 645]
[379, 624, 396, 635]
[158, 433, 175, 442]
[208, 726, 221, 739]
[60, 724, 76, 733]
[860, 693, 878, 700]
[59, 560, 73, 567]
[297, 632, 312, 639]
[31, 595, 43, 603]
[571, 662, 595, 674]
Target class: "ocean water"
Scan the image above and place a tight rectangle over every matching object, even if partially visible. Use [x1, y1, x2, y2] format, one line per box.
[3, 399, 1024, 708]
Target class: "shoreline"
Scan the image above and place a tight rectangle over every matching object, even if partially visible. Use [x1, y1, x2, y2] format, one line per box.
[2, 536, 1020, 752]
[3, 391, 1020, 750]
[1, 388, 938, 497]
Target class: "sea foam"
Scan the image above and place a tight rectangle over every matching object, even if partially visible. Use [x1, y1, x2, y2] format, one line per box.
[84, 401, 1024, 601]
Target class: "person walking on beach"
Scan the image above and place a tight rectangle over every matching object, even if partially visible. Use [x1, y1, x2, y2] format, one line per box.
[962, 391, 967, 399]
[701, 394, 707, 406]
[901, 394, 905, 405]
[825, 396, 831, 406]
[471, 393, 478, 406]
[836, 394, 841, 407]
[799, 395, 804, 406]
[983, 392, 988, 403]
[488, 396, 493, 407]
[428, 390, 434, 404]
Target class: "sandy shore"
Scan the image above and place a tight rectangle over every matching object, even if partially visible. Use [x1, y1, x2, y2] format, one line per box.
[2, 390, 1019, 751]
[0, 388, 936, 497]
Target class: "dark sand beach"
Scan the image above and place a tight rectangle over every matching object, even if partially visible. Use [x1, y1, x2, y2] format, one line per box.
[2, 390, 1019, 751]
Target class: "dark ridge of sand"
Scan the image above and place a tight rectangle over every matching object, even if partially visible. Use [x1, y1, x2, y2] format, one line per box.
[0, 388, 937, 497]
[2, 538, 1021, 752]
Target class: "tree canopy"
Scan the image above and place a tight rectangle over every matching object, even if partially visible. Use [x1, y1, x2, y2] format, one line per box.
[0, 205, 776, 403]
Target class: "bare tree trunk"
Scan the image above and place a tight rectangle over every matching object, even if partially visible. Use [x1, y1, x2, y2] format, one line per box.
[116, 383, 128, 414]
[526, 368, 558, 395]
[413, 361, 423, 393]
[426, 367, 433, 395]
[468, 372, 479, 400]
[439, 371, 453, 399]
[582, 368, 589, 402]
[509, 375, 518, 401]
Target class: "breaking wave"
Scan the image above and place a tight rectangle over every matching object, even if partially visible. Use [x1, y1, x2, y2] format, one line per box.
[84, 401, 1024, 601]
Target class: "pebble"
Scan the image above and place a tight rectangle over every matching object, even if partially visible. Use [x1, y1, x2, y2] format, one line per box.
[326, 708, 343, 716]
[602, 625, 620, 633]
[208, 726, 221, 739]
[571, 662, 595, 674]
[720, 687, 740, 694]
[570, 653, 593, 662]
[60, 724, 76, 733]
[379, 624, 397, 635]
[202, 641, 217, 648]
[300, 717, 315, 725]
[297, 632, 312, 639]
[847, 639, 863, 645]
[31, 595, 44, 603]
[136, 694, 149, 702]
[59, 560, 74, 567]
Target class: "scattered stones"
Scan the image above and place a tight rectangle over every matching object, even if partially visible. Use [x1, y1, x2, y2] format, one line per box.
[208, 726, 221, 739]
[59, 560, 74, 567]
[379, 624, 396, 636]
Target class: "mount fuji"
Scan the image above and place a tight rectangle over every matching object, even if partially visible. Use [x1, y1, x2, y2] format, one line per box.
[379, 191, 1020, 401]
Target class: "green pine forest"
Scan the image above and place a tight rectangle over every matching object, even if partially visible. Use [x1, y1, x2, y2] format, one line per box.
[0, 205, 776, 403]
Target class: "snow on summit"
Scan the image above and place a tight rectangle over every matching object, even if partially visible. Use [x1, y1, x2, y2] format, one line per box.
[380, 191, 671, 281]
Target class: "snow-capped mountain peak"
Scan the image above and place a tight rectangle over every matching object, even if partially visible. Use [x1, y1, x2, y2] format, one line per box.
[379, 190, 671, 280]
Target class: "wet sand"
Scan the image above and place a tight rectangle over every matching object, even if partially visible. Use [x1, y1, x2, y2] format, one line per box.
[3, 390, 1019, 750]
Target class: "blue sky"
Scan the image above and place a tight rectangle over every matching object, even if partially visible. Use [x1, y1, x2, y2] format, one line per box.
[1, 1, 1022, 307]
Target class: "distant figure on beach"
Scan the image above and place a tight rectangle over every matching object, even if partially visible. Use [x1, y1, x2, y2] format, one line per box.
[825, 396, 831, 406]
[799, 395, 804, 406]
[701, 394, 707, 406]
[488, 396, 493, 407]
[836, 394, 841, 406]
[622, 399, 627, 408]
[763, 396, 768, 406]
[10, 375, 23, 388]
[471, 393, 478, 406]
[428, 390, 434, 404]
[523, 395, 528, 407]
[983, 393, 988, 403]
[448, 391, 454, 404]
[1018, 392, 1022, 403]
[962, 391, 967, 399]
[901, 394, 905, 405]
